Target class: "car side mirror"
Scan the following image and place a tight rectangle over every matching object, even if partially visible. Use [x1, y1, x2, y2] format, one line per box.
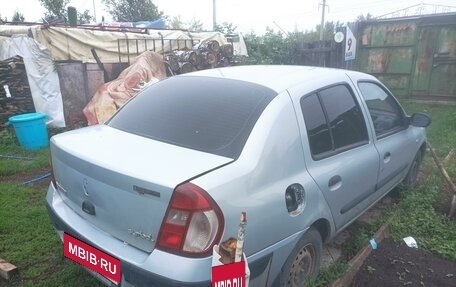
[410, 113, 431, 127]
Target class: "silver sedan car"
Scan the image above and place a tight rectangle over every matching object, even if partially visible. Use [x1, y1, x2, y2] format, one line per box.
[46, 65, 430, 287]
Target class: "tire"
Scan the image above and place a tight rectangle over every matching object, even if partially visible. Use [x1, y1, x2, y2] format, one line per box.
[278, 227, 322, 287]
[402, 151, 423, 189]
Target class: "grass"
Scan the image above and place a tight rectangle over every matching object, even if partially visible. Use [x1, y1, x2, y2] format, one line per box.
[0, 184, 101, 287]
[388, 101, 456, 261]
[0, 131, 101, 287]
[0, 130, 49, 177]
[1, 101, 455, 287]
[310, 262, 349, 287]
[389, 177, 456, 261]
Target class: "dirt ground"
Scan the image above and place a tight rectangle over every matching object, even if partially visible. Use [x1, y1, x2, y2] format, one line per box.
[2, 168, 51, 190]
[351, 238, 456, 287]
[349, 171, 456, 287]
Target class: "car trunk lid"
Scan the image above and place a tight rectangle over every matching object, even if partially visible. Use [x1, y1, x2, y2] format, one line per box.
[51, 125, 232, 253]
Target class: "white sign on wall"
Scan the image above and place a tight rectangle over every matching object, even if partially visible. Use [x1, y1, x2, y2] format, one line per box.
[345, 26, 356, 61]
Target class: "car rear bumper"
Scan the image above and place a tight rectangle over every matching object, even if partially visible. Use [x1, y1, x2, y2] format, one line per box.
[45, 185, 210, 287]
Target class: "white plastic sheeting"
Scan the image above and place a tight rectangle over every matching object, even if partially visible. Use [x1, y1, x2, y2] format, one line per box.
[0, 25, 248, 64]
[0, 35, 65, 127]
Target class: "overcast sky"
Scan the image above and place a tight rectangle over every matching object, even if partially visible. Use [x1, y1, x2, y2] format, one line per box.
[1, 0, 455, 34]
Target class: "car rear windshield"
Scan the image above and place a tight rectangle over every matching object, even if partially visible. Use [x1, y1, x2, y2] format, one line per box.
[108, 76, 277, 159]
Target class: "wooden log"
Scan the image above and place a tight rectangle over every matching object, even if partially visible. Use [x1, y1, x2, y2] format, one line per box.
[165, 54, 179, 72]
[221, 44, 234, 58]
[217, 57, 230, 67]
[178, 62, 195, 74]
[200, 51, 217, 66]
[174, 50, 198, 66]
[194, 51, 203, 67]
[199, 40, 220, 53]
[0, 258, 18, 280]
[0, 55, 35, 129]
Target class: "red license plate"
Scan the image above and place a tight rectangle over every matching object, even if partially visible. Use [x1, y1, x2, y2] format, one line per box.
[212, 261, 246, 287]
[64, 233, 121, 284]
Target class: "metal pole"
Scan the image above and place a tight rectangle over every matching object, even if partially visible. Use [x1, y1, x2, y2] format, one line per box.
[93, 0, 97, 22]
[213, 0, 216, 30]
[319, 0, 326, 41]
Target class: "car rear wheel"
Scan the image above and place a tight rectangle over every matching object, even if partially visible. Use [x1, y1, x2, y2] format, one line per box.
[279, 227, 322, 287]
[402, 151, 423, 189]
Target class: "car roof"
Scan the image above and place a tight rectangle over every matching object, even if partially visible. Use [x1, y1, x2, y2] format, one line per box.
[180, 65, 374, 93]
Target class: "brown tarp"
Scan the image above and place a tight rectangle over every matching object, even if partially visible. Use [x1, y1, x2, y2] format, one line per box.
[83, 51, 166, 125]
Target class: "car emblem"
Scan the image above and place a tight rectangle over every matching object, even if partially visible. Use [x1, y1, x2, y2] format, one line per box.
[83, 178, 89, 196]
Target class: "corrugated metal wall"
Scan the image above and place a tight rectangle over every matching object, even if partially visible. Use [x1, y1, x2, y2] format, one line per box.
[356, 14, 456, 99]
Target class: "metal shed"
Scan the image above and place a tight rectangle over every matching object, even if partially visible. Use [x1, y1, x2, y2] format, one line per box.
[356, 13, 456, 100]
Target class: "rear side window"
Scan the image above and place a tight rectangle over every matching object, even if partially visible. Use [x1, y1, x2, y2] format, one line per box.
[108, 76, 277, 159]
[300, 84, 368, 159]
[301, 94, 332, 155]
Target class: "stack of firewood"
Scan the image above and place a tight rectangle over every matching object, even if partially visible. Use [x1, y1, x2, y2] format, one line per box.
[164, 40, 238, 75]
[0, 56, 35, 128]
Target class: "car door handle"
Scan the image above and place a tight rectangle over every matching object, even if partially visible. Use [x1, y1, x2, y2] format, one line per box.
[328, 175, 342, 191]
[384, 152, 391, 163]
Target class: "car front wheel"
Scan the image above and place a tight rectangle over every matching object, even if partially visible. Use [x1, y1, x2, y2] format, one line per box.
[403, 151, 423, 189]
[279, 227, 322, 287]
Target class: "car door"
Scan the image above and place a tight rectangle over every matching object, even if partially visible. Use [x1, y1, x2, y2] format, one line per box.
[355, 81, 417, 194]
[293, 83, 380, 230]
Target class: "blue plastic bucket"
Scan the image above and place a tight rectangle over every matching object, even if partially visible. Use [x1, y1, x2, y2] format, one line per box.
[7, 113, 49, 150]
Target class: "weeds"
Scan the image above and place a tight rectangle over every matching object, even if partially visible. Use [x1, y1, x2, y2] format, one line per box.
[309, 262, 348, 287]
[388, 102, 456, 261]
[0, 130, 49, 177]
[366, 265, 376, 274]
[389, 177, 456, 261]
[0, 128, 101, 286]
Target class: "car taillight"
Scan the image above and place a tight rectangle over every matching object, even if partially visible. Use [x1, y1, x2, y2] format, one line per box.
[49, 156, 56, 187]
[157, 182, 224, 257]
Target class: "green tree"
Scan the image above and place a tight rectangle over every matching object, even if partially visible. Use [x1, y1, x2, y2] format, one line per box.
[168, 15, 184, 29]
[12, 11, 25, 22]
[39, 0, 69, 19]
[215, 22, 237, 34]
[78, 9, 93, 24]
[244, 21, 344, 65]
[356, 13, 374, 21]
[244, 28, 285, 65]
[167, 16, 204, 31]
[103, 0, 163, 22]
[187, 18, 204, 32]
[39, 0, 93, 25]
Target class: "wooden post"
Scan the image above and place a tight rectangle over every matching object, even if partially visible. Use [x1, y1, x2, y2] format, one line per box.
[0, 258, 18, 280]
[428, 142, 456, 218]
